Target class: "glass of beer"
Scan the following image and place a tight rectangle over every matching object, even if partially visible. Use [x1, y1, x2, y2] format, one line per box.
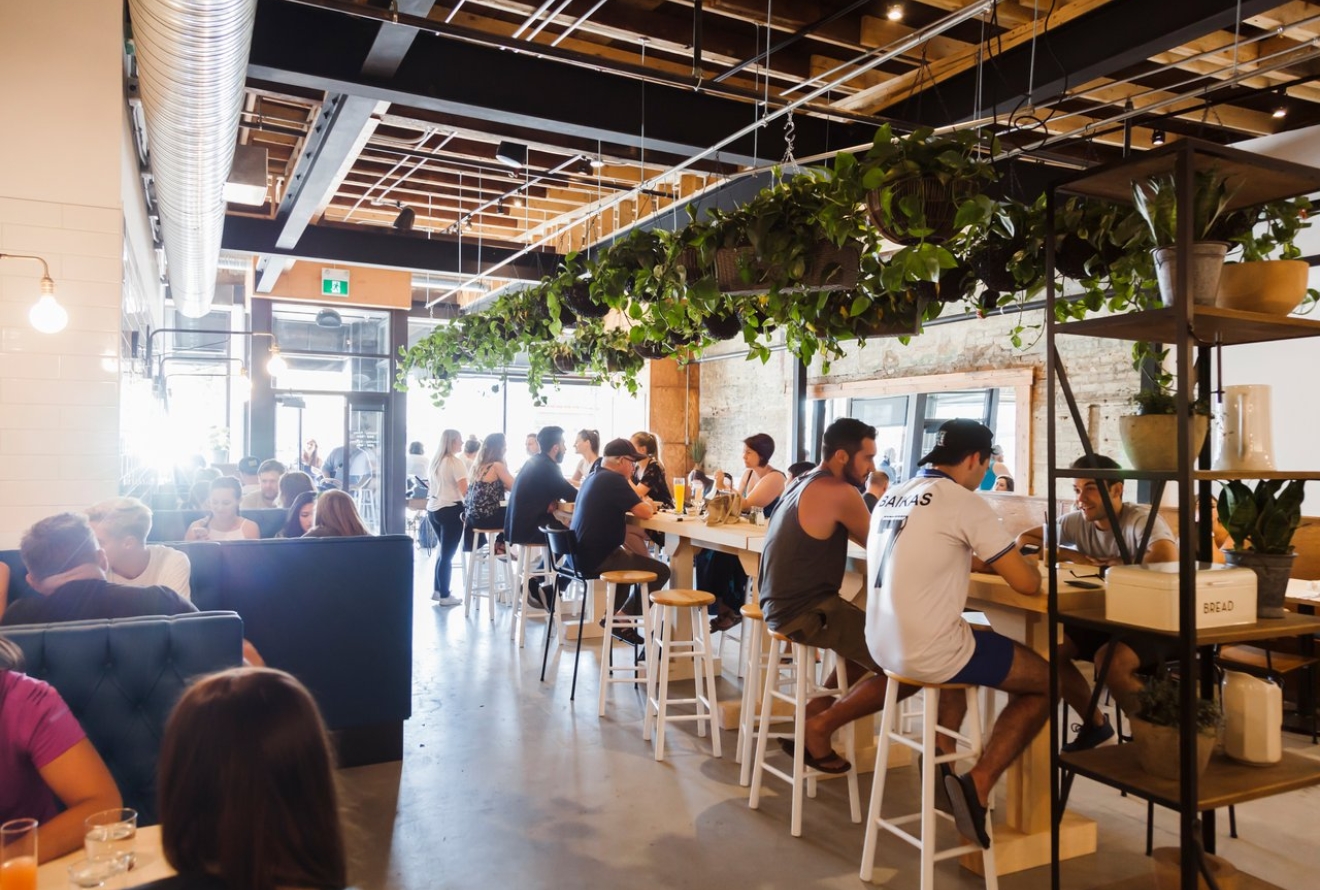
[0, 818, 38, 890]
[673, 477, 686, 514]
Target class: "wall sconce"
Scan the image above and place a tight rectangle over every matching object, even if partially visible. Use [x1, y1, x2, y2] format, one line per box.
[0, 252, 67, 333]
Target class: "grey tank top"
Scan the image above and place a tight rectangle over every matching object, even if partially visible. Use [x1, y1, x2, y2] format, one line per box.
[757, 469, 849, 629]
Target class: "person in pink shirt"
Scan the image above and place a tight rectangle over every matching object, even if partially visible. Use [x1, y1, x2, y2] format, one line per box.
[0, 638, 121, 861]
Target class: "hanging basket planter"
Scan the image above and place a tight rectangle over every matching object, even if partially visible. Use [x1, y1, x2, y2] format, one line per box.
[551, 352, 581, 375]
[867, 176, 971, 245]
[970, 241, 1020, 292]
[633, 340, 670, 361]
[715, 241, 860, 296]
[703, 312, 743, 340]
[563, 281, 610, 318]
[845, 296, 923, 339]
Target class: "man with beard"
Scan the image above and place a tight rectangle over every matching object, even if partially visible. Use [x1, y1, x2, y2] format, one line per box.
[757, 418, 905, 775]
[505, 426, 578, 549]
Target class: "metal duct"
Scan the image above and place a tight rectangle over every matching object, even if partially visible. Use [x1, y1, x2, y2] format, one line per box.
[128, 0, 258, 318]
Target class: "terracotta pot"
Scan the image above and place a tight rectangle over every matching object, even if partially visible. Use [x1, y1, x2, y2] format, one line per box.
[1215, 259, 1308, 315]
[1118, 414, 1209, 473]
[1152, 242, 1229, 307]
[1129, 717, 1215, 780]
[1151, 848, 1238, 890]
[1223, 549, 1296, 618]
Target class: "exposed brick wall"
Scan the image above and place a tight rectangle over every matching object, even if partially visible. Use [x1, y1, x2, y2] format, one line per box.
[699, 308, 1140, 497]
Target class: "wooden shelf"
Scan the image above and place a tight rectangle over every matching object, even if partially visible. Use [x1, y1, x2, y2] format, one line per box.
[1061, 746, 1320, 811]
[1054, 137, 1320, 209]
[1057, 608, 1320, 646]
[1053, 305, 1320, 345]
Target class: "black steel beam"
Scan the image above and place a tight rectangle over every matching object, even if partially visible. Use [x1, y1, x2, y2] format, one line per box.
[222, 216, 562, 281]
[250, 0, 873, 169]
[891, 0, 1285, 126]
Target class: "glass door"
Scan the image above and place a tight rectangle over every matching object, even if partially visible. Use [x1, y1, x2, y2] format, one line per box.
[347, 395, 387, 535]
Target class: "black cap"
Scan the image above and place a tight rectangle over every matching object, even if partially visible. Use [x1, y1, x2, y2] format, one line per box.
[237, 456, 260, 475]
[602, 438, 644, 460]
[919, 419, 994, 466]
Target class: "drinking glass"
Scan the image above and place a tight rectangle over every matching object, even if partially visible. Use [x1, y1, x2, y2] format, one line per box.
[66, 853, 130, 889]
[672, 477, 686, 514]
[0, 818, 38, 890]
[84, 809, 136, 870]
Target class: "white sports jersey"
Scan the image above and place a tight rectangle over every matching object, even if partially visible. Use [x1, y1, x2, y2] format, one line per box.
[865, 470, 1016, 683]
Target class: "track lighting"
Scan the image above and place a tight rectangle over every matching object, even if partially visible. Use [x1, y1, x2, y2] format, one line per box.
[0, 253, 66, 334]
[1151, 129, 1166, 146]
[495, 141, 528, 168]
[886, 4, 904, 21]
[1273, 104, 1288, 119]
[590, 157, 604, 169]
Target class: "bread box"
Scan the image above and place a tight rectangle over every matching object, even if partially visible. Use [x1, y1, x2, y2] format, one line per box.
[1105, 562, 1257, 631]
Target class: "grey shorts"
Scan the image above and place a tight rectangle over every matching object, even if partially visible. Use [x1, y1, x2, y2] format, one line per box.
[773, 597, 882, 676]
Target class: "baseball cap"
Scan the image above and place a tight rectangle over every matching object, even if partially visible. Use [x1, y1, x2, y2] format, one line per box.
[919, 419, 994, 466]
[602, 438, 644, 460]
[237, 456, 261, 476]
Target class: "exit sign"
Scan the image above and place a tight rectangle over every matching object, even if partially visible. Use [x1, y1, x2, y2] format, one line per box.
[322, 268, 350, 297]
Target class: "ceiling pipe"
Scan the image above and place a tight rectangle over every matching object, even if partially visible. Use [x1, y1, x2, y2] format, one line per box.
[128, 0, 258, 319]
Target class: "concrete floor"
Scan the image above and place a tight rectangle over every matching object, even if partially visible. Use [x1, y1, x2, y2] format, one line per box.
[335, 551, 1320, 889]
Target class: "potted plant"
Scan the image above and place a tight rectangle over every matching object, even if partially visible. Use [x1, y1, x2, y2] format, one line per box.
[1118, 385, 1211, 473]
[1216, 197, 1318, 315]
[1129, 675, 1221, 780]
[1132, 168, 1240, 306]
[1217, 478, 1306, 617]
[207, 426, 230, 465]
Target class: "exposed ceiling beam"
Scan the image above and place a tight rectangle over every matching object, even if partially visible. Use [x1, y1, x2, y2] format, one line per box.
[882, 0, 1287, 125]
[248, 0, 874, 169]
[223, 215, 562, 281]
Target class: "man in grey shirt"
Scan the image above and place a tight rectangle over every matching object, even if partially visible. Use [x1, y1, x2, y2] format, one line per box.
[1017, 454, 1178, 749]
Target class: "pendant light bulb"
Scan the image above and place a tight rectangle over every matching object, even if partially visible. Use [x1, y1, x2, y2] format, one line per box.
[29, 277, 67, 334]
[886, 4, 904, 21]
[267, 344, 288, 377]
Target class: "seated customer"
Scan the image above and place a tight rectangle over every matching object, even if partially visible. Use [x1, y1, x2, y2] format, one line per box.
[786, 461, 815, 482]
[240, 459, 285, 510]
[1, 513, 196, 626]
[0, 639, 122, 862]
[184, 477, 260, 541]
[277, 470, 315, 511]
[465, 433, 515, 542]
[571, 439, 670, 638]
[569, 428, 601, 486]
[1018, 453, 1178, 736]
[277, 491, 317, 539]
[868, 419, 1049, 848]
[861, 468, 891, 512]
[138, 668, 346, 890]
[628, 431, 673, 508]
[302, 489, 371, 538]
[505, 426, 577, 548]
[87, 497, 192, 600]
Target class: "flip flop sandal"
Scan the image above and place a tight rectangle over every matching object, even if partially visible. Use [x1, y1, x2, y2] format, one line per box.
[778, 738, 852, 775]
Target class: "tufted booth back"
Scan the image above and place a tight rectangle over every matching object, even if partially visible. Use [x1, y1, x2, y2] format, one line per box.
[0, 612, 245, 824]
[146, 508, 288, 542]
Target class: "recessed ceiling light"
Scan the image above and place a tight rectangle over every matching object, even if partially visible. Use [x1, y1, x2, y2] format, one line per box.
[886, 4, 904, 21]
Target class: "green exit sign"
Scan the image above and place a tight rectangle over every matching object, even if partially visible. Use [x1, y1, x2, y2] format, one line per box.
[322, 268, 350, 297]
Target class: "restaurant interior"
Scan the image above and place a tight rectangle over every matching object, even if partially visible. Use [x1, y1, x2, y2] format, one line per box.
[4, 1, 1320, 888]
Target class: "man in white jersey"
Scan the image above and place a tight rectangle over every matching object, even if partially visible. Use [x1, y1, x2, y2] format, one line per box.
[86, 497, 191, 599]
[867, 419, 1048, 848]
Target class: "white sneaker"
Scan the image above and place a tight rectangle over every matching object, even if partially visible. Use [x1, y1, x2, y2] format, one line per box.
[434, 594, 463, 607]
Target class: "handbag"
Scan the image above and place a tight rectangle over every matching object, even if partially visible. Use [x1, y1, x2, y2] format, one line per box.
[704, 491, 743, 525]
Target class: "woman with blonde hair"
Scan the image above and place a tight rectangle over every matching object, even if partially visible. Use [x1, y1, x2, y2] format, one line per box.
[302, 489, 370, 538]
[427, 429, 468, 605]
[138, 667, 346, 890]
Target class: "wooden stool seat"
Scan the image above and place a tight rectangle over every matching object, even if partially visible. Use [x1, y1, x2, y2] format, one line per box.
[1218, 644, 1320, 674]
[651, 589, 716, 608]
[883, 669, 975, 691]
[740, 602, 763, 621]
[769, 629, 790, 642]
[599, 569, 659, 585]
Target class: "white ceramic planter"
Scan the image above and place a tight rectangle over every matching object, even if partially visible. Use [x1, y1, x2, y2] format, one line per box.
[1152, 242, 1229, 307]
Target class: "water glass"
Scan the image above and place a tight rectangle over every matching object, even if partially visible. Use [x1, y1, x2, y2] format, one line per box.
[84, 809, 137, 870]
[0, 818, 38, 890]
[66, 853, 131, 889]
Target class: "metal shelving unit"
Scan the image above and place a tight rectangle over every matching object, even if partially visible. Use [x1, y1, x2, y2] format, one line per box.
[1044, 138, 1320, 890]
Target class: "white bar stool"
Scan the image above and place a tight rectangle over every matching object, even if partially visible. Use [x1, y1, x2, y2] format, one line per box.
[735, 601, 771, 785]
[748, 631, 861, 837]
[859, 670, 997, 890]
[464, 526, 508, 621]
[643, 588, 720, 762]
[597, 569, 657, 717]
[511, 543, 552, 647]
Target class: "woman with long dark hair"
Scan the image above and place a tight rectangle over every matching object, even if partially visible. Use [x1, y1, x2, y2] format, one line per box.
[184, 477, 259, 541]
[277, 491, 317, 538]
[464, 433, 514, 547]
[138, 667, 347, 890]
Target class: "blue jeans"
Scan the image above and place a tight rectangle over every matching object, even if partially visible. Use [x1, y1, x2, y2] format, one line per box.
[428, 504, 464, 597]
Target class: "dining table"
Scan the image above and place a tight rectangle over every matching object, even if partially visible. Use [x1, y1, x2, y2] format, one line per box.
[37, 824, 173, 889]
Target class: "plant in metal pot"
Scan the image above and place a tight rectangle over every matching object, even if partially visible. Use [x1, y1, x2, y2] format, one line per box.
[1132, 167, 1241, 306]
[1216, 196, 1318, 315]
[1217, 478, 1306, 618]
[1128, 674, 1221, 781]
